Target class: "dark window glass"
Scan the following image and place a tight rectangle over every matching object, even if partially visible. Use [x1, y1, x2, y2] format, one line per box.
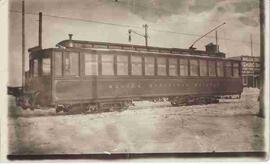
[225, 62, 232, 77]
[190, 59, 199, 76]
[55, 52, 62, 76]
[199, 59, 207, 76]
[145, 56, 155, 76]
[131, 55, 142, 75]
[208, 60, 216, 77]
[101, 54, 114, 75]
[179, 59, 188, 76]
[233, 62, 240, 77]
[64, 52, 79, 76]
[85, 53, 98, 75]
[157, 57, 167, 76]
[42, 58, 51, 75]
[117, 55, 128, 75]
[217, 61, 224, 77]
[33, 59, 38, 77]
[169, 58, 177, 76]
[243, 76, 248, 85]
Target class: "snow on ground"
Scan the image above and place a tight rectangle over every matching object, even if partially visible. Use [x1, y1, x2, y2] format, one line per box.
[8, 88, 264, 154]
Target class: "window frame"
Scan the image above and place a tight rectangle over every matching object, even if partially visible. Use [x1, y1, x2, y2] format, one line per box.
[116, 54, 129, 76]
[101, 54, 115, 76]
[242, 76, 248, 85]
[144, 55, 155, 76]
[131, 55, 143, 76]
[232, 62, 240, 77]
[41, 57, 51, 76]
[179, 58, 189, 77]
[84, 53, 98, 76]
[157, 56, 167, 76]
[54, 51, 63, 77]
[33, 58, 39, 77]
[217, 61, 224, 77]
[208, 60, 217, 77]
[225, 61, 233, 77]
[168, 57, 178, 77]
[189, 58, 199, 77]
[62, 51, 80, 77]
[199, 59, 208, 77]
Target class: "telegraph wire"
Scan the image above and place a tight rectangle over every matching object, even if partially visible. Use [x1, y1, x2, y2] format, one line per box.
[149, 28, 260, 45]
[123, 0, 259, 24]
[9, 10, 142, 29]
[9, 10, 259, 45]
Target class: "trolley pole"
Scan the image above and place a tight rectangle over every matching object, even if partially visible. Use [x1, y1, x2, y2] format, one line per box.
[22, 0, 25, 89]
[189, 22, 225, 50]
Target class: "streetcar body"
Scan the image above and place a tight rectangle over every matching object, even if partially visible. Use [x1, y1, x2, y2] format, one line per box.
[24, 39, 243, 111]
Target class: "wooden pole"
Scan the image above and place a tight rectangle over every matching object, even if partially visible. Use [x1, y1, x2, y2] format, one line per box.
[143, 24, 148, 47]
[215, 30, 219, 52]
[39, 12, 42, 49]
[215, 30, 218, 45]
[22, 0, 25, 89]
[258, 0, 264, 118]
[250, 34, 253, 56]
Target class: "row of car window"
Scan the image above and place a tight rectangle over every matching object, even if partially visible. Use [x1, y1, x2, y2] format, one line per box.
[31, 51, 240, 78]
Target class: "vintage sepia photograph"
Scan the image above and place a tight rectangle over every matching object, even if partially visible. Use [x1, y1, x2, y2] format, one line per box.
[4, 0, 268, 161]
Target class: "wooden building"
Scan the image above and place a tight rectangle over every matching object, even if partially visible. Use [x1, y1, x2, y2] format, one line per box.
[230, 56, 260, 88]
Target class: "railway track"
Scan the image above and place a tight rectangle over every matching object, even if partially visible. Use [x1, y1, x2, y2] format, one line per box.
[9, 98, 235, 118]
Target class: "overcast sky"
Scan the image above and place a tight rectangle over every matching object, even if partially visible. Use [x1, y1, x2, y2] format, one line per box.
[9, 0, 261, 86]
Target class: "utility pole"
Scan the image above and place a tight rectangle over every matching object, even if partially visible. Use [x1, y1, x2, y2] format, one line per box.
[250, 34, 253, 56]
[143, 24, 148, 47]
[250, 34, 254, 87]
[215, 30, 219, 52]
[215, 30, 218, 45]
[22, 0, 25, 89]
[128, 24, 149, 47]
[258, 0, 264, 118]
[39, 12, 42, 49]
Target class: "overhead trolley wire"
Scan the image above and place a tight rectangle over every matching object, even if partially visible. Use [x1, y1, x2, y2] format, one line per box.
[9, 10, 142, 29]
[9, 10, 259, 45]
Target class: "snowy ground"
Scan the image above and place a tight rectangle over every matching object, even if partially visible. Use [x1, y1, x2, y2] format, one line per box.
[8, 88, 264, 155]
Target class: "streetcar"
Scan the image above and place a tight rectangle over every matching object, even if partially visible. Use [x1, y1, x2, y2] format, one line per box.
[14, 35, 243, 113]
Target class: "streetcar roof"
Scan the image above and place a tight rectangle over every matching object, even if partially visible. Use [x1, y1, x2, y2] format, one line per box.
[28, 39, 245, 62]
